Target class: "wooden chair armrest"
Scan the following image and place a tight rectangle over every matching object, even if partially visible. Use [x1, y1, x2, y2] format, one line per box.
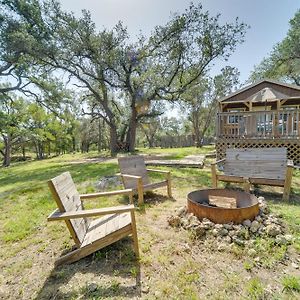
[287, 160, 294, 168]
[211, 158, 226, 165]
[117, 173, 142, 180]
[146, 169, 170, 174]
[48, 205, 135, 221]
[80, 189, 133, 199]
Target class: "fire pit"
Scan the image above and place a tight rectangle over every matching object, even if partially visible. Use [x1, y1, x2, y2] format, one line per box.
[187, 189, 259, 224]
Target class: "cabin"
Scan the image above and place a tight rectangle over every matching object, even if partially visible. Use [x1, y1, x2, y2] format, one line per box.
[216, 79, 300, 165]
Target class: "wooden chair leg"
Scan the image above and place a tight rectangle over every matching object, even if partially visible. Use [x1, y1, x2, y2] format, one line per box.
[167, 172, 172, 197]
[137, 178, 144, 205]
[211, 164, 218, 188]
[283, 166, 293, 201]
[130, 210, 139, 259]
[243, 177, 250, 192]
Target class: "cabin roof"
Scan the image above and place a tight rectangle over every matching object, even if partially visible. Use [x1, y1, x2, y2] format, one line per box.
[219, 79, 300, 104]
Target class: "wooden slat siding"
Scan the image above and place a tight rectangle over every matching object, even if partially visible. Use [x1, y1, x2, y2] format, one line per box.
[50, 172, 90, 244]
[118, 156, 150, 188]
[224, 148, 287, 180]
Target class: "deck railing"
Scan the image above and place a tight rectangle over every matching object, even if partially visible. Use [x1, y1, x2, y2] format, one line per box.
[217, 110, 300, 139]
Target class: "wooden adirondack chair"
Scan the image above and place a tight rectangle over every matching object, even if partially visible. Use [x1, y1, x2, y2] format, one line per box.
[118, 155, 172, 205]
[47, 172, 139, 266]
[211, 148, 294, 201]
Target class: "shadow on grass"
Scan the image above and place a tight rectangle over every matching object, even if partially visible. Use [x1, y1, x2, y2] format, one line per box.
[224, 183, 300, 207]
[141, 191, 175, 206]
[36, 240, 141, 299]
[252, 189, 300, 206]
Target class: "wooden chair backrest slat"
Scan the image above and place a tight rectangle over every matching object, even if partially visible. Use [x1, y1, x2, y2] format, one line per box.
[48, 172, 90, 245]
[224, 148, 287, 180]
[118, 156, 149, 188]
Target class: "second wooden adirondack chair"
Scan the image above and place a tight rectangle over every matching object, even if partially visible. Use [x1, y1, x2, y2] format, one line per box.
[211, 148, 294, 201]
[118, 155, 172, 205]
[47, 171, 139, 266]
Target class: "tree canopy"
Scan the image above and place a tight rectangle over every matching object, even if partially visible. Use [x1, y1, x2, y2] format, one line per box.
[250, 10, 300, 85]
[0, 0, 248, 162]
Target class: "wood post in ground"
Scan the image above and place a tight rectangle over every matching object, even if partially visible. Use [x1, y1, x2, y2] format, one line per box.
[243, 177, 251, 192]
[283, 165, 293, 201]
[130, 207, 139, 259]
[211, 164, 217, 188]
[137, 178, 144, 205]
[167, 171, 172, 198]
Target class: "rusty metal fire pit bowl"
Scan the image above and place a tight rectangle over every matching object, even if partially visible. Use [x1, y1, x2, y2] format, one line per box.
[187, 189, 259, 224]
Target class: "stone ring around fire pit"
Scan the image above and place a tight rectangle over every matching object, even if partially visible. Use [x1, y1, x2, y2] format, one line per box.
[187, 189, 259, 224]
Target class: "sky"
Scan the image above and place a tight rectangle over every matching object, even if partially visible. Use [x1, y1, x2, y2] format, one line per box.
[59, 0, 300, 85]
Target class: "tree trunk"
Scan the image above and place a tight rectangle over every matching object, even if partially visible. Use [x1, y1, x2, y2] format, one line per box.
[192, 110, 201, 147]
[98, 118, 102, 153]
[36, 141, 44, 159]
[197, 102, 218, 147]
[2, 135, 11, 167]
[109, 126, 118, 156]
[126, 106, 138, 152]
[48, 141, 51, 156]
[22, 145, 26, 160]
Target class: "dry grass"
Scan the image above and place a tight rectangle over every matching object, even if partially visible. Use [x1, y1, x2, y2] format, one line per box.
[0, 147, 300, 299]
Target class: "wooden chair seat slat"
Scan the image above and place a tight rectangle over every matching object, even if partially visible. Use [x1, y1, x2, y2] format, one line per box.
[81, 213, 131, 247]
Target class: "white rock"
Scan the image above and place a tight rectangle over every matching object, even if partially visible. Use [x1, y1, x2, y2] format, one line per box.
[248, 248, 257, 257]
[223, 223, 233, 230]
[223, 236, 232, 244]
[219, 228, 229, 236]
[284, 234, 294, 243]
[255, 215, 262, 222]
[212, 229, 218, 237]
[265, 224, 281, 237]
[195, 225, 206, 237]
[217, 243, 228, 252]
[242, 219, 252, 227]
[291, 263, 299, 269]
[232, 237, 245, 246]
[250, 220, 260, 233]
[176, 206, 187, 217]
[168, 215, 181, 227]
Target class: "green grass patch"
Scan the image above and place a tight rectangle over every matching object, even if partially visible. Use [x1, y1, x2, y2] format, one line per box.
[246, 277, 265, 299]
[282, 275, 300, 292]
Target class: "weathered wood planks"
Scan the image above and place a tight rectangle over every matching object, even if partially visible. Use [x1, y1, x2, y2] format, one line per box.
[118, 156, 172, 205]
[211, 148, 294, 201]
[47, 172, 139, 265]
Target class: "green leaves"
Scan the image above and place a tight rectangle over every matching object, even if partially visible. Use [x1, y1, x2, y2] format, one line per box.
[250, 9, 300, 85]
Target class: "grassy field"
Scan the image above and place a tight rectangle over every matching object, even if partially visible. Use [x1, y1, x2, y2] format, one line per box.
[0, 146, 299, 299]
